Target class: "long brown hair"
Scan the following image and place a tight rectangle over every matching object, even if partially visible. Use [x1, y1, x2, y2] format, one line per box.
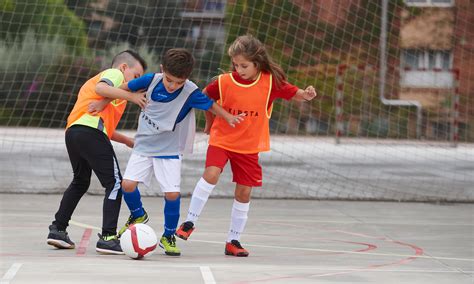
[228, 34, 286, 88]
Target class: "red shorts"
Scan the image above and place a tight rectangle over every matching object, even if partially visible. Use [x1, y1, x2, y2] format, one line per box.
[205, 145, 262, 187]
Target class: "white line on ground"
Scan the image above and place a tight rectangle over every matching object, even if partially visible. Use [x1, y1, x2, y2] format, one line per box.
[1, 263, 22, 284]
[258, 219, 474, 227]
[188, 239, 474, 263]
[17, 260, 472, 274]
[2, 213, 472, 227]
[66, 220, 474, 263]
[69, 220, 101, 231]
[200, 266, 216, 284]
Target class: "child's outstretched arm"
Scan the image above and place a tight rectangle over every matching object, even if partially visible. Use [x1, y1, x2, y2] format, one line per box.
[95, 82, 147, 109]
[292, 86, 317, 102]
[89, 83, 138, 115]
[209, 102, 245, 128]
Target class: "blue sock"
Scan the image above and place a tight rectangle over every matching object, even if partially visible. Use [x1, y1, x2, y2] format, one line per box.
[122, 187, 145, 218]
[163, 196, 180, 237]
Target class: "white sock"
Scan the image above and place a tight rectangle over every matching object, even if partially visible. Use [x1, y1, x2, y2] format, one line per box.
[227, 199, 250, 242]
[185, 177, 215, 223]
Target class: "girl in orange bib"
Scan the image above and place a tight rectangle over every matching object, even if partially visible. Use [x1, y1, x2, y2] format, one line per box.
[176, 35, 317, 256]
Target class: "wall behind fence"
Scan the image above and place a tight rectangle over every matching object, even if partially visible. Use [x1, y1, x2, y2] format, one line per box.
[1, 128, 472, 202]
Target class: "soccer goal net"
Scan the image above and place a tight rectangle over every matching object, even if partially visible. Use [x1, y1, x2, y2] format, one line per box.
[1, 0, 473, 201]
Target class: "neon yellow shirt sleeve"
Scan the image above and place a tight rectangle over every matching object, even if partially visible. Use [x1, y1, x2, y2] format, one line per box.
[99, 68, 124, 87]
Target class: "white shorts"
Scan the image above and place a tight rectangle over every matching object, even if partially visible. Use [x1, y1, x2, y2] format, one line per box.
[123, 153, 181, 193]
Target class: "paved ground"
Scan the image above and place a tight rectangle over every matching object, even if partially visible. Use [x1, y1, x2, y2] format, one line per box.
[0, 194, 473, 283]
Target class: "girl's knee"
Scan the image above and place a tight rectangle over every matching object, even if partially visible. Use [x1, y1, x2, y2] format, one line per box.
[235, 194, 251, 203]
[203, 166, 222, 185]
[235, 187, 252, 203]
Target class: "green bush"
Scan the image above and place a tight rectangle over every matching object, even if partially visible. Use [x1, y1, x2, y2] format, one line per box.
[1, 0, 88, 55]
[0, 29, 67, 73]
[0, 31, 163, 128]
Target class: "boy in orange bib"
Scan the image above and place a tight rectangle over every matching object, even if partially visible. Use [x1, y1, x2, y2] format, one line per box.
[176, 35, 317, 256]
[47, 51, 148, 255]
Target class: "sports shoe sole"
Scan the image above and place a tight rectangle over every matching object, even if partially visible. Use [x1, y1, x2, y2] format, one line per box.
[47, 239, 75, 249]
[175, 227, 194, 241]
[225, 250, 249, 257]
[159, 243, 181, 256]
[95, 247, 125, 255]
[140, 215, 150, 224]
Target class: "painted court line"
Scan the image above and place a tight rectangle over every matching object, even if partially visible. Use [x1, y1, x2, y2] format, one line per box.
[1, 263, 22, 284]
[2, 213, 471, 227]
[258, 218, 474, 227]
[69, 220, 101, 231]
[76, 228, 92, 256]
[67, 220, 473, 263]
[200, 266, 216, 284]
[189, 239, 473, 263]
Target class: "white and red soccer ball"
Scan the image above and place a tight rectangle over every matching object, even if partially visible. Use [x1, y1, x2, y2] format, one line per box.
[120, 223, 157, 259]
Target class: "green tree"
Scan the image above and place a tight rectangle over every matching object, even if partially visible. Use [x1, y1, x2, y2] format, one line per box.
[0, 0, 88, 54]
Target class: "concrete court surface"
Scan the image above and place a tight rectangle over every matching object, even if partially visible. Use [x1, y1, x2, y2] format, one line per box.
[0, 193, 473, 284]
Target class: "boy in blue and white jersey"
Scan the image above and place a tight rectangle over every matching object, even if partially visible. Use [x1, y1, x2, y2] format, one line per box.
[90, 48, 244, 256]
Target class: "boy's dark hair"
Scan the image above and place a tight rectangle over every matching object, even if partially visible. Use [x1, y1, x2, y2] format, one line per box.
[162, 48, 194, 79]
[111, 50, 147, 71]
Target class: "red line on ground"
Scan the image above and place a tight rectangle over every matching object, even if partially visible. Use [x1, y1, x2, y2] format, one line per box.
[76, 228, 92, 256]
[237, 221, 425, 283]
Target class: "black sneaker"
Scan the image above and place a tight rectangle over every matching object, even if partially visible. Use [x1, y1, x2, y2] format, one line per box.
[96, 233, 124, 255]
[47, 224, 75, 249]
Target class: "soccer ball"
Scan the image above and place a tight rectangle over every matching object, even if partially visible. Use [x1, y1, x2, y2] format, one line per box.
[120, 223, 158, 259]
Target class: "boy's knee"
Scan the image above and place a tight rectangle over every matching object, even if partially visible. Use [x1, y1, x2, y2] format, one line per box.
[71, 177, 91, 189]
[121, 180, 137, 192]
[165, 192, 180, 201]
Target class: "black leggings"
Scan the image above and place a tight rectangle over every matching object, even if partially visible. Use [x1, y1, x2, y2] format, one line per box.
[53, 125, 123, 236]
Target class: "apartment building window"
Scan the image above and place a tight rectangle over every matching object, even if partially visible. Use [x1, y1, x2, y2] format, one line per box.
[203, 0, 225, 12]
[181, 0, 227, 50]
[402, 50, 452, 71]
[401, 49, 454, 88]
[404, 0, 454, 7]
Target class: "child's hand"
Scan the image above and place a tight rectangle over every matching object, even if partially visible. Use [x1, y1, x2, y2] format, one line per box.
[226, 113, 246, 128]
[124, 137, 134, 148]
[131, 91, 148, 109]
[204, 122, 212, 134]
[88, 99, 110, 115]
[303, 86, 317, 101]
